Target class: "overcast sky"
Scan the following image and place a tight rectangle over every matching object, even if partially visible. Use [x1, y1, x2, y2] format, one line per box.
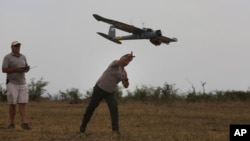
[1, 0, 250, 95]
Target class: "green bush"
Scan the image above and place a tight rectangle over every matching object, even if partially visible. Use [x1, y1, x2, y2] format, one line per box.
[125, 82, 181, 102]
[0, 84, 7, 102]
[28, 78, 48, 101]
[59, 88, 82, 104]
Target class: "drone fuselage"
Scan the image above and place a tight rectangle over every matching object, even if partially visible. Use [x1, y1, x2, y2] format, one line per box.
[115, 29, 162, 40]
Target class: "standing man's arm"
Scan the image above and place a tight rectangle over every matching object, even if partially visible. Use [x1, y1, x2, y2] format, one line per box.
[2, 57, 29, 74]
[2, 68, 25, 74]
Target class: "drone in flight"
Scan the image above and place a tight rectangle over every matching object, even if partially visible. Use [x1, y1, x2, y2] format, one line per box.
[93, 14, 177, 46]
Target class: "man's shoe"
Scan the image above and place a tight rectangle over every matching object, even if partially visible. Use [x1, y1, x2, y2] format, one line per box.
[21, 123, 32, 130]
[7, 124, 15, 129]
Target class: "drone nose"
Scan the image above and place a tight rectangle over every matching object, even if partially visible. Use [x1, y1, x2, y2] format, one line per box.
[156, 30, 162, 36]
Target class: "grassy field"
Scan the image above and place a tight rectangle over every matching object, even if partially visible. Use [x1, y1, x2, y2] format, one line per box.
[1, 100, 250, 141]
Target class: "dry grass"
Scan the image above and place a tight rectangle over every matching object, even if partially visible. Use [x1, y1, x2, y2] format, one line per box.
[1, 100, 250, 141]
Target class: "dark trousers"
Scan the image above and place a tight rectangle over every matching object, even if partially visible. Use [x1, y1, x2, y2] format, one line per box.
[81, 85, 119, 131]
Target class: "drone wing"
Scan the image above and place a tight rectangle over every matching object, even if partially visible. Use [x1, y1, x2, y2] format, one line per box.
[93, 14, 144, 34]
[158, 36, 178, 44]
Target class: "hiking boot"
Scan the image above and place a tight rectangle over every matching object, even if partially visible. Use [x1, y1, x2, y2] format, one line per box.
[7, 124, 15, 129]
[21, 123, 32, 130]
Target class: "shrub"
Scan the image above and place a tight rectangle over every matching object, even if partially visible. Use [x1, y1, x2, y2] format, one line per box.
[28, 78, 48, 101]
[0, 84, 7, 102]
[59, 88, 82, 104]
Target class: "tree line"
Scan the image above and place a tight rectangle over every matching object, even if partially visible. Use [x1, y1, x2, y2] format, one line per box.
[1, 78, 250, 103]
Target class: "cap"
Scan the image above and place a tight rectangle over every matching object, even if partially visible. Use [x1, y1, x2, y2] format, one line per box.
[11, 41, 21, 46]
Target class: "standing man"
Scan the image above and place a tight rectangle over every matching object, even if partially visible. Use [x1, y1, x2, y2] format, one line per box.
[2, 41, 31, 130]
[80, 52, 135, 135]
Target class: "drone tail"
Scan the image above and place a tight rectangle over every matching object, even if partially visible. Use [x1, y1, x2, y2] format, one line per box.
[96, 26, 121, 44]
[97, 32, 121, 44]
[108, 26, 116, 38]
